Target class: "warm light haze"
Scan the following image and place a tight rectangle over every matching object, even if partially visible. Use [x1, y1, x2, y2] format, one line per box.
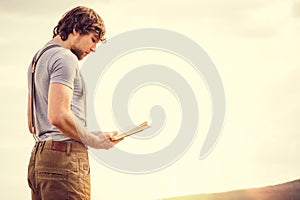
[0, 0, 299, 199]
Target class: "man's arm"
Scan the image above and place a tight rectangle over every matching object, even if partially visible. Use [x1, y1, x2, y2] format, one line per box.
[48, 83, 81, 141]
[47, 83, 120, 149]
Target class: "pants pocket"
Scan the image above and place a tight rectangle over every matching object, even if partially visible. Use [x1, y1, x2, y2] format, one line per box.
[78, 154, 91, 199]
[36, 168, 69, 199]
[37, 169, 67, 181]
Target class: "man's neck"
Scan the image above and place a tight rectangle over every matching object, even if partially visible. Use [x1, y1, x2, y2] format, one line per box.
[51, 35, 72, 50]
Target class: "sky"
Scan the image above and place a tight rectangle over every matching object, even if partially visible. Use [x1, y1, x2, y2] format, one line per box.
[0, 0, 300, 199]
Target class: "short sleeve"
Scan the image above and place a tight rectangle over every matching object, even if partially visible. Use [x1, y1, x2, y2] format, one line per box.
[49, 53, 78, 89]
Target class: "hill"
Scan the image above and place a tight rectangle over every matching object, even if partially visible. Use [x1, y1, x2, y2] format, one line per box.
[163, 178, 300, 200]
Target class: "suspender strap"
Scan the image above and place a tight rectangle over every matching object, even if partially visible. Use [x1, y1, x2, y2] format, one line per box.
[28, 44, 61, 135]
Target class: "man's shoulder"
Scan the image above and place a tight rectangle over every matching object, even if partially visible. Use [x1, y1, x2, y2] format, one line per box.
[40, 42, 78, 72]
[44, 43, 76, 61]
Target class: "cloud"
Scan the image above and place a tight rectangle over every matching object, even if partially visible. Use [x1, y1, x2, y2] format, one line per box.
[292, 0, 300, 18]
[107, 0, 292, 38]
[0, 0, 76, 15]
[203, 0, 292, 38]
[0, 1, 109, 67]
[0, 0, 294, 42]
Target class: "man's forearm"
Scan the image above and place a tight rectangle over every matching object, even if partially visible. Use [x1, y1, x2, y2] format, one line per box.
[50, 111, 116, 149]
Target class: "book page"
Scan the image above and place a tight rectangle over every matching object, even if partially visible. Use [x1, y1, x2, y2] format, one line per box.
[111, 121, 150, 141]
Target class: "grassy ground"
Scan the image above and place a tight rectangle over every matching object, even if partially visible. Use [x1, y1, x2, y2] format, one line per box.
[163, 179, 300, 200]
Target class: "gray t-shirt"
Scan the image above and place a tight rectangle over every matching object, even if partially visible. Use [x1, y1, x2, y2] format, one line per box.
[28, 41, 86, 141]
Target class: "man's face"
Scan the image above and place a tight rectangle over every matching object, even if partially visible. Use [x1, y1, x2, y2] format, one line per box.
[71, 32, 99, 60]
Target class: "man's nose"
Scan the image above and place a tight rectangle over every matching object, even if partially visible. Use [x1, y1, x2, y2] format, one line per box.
[91, 44, 97, 52]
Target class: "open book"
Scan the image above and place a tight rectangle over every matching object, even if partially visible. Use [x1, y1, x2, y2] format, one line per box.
[111, 121, 150, 141]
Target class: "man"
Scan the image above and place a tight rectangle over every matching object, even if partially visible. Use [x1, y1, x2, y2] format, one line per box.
[27, 6, 121, 199]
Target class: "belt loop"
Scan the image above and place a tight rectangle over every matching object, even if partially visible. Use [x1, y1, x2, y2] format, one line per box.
[40, 141, 46, 154]
[34, 142, 40, 156]
[66, 143, 71, 156]
[33, 134, 39, 142]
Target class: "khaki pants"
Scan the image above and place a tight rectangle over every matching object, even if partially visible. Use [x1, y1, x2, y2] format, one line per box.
[27, 140, 90, 200]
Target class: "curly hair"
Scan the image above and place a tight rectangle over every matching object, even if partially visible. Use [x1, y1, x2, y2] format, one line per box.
[53, 6, 106, 42]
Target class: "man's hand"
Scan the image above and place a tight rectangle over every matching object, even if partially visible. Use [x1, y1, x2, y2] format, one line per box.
[90, 131, 123, 149]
